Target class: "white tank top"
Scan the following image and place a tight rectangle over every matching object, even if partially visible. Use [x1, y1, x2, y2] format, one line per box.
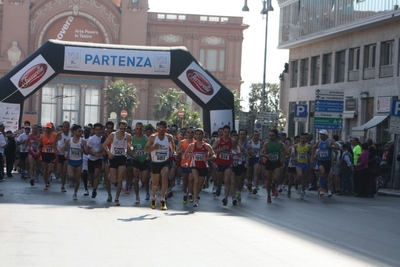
[58, 132, 72, 155]
[250, 140, 261, 158]
[151, 135, 170, 163]
[110, 132, 128, 156]
[69, 138, 83, 161]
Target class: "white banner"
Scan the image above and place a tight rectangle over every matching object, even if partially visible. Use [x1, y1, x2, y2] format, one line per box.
[178, 62, 221, 104]
[0, 103, 20, 132]
[10, 55, 55, 97]
[64, 47, 170, 75]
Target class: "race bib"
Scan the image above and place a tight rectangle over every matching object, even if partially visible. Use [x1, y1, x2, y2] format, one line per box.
[319, 149, 329, 158]
[298, 153, 307, 160]
[269, 153, 279, 161]
[219, 152, 230, 160]
[233, 158, 240, 166]
[114, 147, 125, 155]
[70, 148, 81, 156]
[45, 146, 53, 153]
[194, 152, 205, 161]
[136, 149, 145, 156]
[156, 152, 167, 161]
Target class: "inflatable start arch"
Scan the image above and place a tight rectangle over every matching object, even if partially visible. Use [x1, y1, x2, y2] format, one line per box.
[0, 40, 234, 132]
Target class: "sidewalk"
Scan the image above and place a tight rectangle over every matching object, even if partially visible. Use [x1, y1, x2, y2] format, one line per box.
[377, 188, 400, 197]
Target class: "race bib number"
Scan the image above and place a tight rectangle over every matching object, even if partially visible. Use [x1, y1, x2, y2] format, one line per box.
[319, 149, 329, 158]
[156, 152, 167, 161]
[269, 153, 279, 161]
[70, 148, 81, 156]
[219, 152, 230, 160]
[298, 153, 307, 160]
[233, 158, 240, 166]
[194, 152, 205, 161]
[45, 146, 53, 153]
[136, 149, 145, 156]
[114, 147, 125, 155]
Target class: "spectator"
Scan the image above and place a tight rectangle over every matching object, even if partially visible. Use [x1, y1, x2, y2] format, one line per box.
[352, 138, 361, 166]
[354, 142, 370, 197]
[4, 131, 16, 177]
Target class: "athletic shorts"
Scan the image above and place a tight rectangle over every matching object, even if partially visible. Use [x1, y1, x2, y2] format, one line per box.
[216, 164, 232, 172]
[58, 155, 66, 164]
[28, 150, 40, 160]
[68, 159, 83, 168]
[264, 161, 281, 171]
[109, 156, 127, 169]
[232, 164, 244, 176]
[132, 160, 149, 172]
[88, 159, 102, 174]
[295, 162, 309, 173]
[19, 152, 28, 161]
[150, 161, 170, 174]
[318, 160, 332, 175]
[190, 167, 208, 177]
[248, 157, 260, 167]
[180, 167, 191, 174]
[126, 158, 133, 167]
[41, 153, 56, 163]
[287, 166, 296, 174]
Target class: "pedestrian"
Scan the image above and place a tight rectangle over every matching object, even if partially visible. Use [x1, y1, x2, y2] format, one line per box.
[339, 143, 354, 195]
[4, 130, 17, 178]
[354, 143, 370, 197]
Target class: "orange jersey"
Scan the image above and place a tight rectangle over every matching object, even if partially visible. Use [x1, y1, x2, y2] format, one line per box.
[180, 139, 194, 166]
[41, 132, 56, 153]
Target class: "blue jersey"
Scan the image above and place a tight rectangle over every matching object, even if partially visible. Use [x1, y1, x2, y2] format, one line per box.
[317, 139, 332, 161]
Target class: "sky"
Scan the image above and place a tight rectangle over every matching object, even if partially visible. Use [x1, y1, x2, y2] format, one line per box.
[148, 0, 289, 110]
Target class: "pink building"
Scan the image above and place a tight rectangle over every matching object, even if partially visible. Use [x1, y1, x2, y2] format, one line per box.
[0, 0, 247, 125]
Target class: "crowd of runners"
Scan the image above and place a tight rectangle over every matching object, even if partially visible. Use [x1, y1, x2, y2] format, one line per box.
[0, 119, 390, 207]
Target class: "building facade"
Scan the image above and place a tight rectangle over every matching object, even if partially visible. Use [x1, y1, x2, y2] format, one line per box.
[0, 0, 247, 126]
[277, 0, 400, 142]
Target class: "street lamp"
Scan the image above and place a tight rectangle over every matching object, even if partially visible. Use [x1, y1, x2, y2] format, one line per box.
[243, 0, 273, 136]
[178, 110, 185, 129]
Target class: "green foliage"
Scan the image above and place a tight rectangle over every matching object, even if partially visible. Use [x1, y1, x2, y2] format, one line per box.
[104, 80, 138, 122]
[167, 104, 203, 128]
[232, 89, 243, 119]
[153, 88, 183, 120]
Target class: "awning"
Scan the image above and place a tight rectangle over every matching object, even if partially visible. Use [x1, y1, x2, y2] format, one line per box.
[343, 111, 357, 119]
[352, 115, 389, 131]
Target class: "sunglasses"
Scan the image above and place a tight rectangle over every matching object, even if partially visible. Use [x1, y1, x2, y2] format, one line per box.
[120, 127, 127, 130]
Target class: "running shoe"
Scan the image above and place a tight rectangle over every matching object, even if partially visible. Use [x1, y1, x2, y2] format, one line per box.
[300, 191, 305, 200]
[246, 182, 252, 193]
[274, 188, 279, 197]
[92, 189, 97, 198]
[150, 199, 156, 209]
[237, 192, 242, 202]
[61, 187, 66, 193]
[30, 179, 35, 186]
[107, 194, 112, 203]
[84, 190, 89, 196]
[287, 190, 291, 198]
[161, 200, 167, 210]
[135, 197, 140, 204]
[212, 187, 216, 197]
[278, 185, 283, 193]
[114, 199, 120, 206]
[167, 191, 173, 199]
[216, 187, 221, 197]
[328, 190, 332, 198]
[124, 188, 130, 194]
[267, 195, 272, 203]
[73, 193, 78, 200]
[297, 185, 301, 195]
[252, 187, 258, 195]
[183, 195, 187, 205]
[232, 198, 238, 206]
[222, 197, 228, 206]
[189, 194, 193, 202]
[44, 184, 50, 190]
[145, 194, 150, 200]
[193, 201, 199, 207]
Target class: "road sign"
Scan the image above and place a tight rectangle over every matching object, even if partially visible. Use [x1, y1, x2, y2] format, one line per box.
[121, 109, 128, 118]
[314, 89, 344, 130]
[256, 111, 279, 126]
[390, 99, 400, 134]
[294, 104, 307, 122]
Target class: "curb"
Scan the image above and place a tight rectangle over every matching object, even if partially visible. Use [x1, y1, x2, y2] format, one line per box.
[377, 191, 400, 198]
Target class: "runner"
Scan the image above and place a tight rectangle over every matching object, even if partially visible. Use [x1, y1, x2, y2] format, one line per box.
[37, 122, 57, 190]
[131, 122, 150, 204]
[81, 127, 91, 196]
[16, 126, 30, 179]
[56, 121, 72, 192]
[102, 120, 132, 206]
[292, 133, 311, 200]
[246, 131, 262, 194]
[286, 135, 300, 198]
[102, 121, 114, 202]
[237, 129, 249, 201]
[61, 125, 88, 200]
[260, 129, 290, 203]
[144, 121, 176, 210]
[87, 123, 103, 199]
[27, 124, 41, 186]
[184, 128, 216, 207]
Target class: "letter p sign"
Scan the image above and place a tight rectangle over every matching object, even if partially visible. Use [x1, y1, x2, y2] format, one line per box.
[294, 104, 308, 122]
[391, 99, 400, 117]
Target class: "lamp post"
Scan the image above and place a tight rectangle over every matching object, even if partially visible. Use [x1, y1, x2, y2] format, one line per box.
[178, 110, 185, 129]
[243, 0, 273, 137]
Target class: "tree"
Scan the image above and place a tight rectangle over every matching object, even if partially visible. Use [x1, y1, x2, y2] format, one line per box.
[247, 82, 286, 131]
[104, 80, 138, 123]
[232, 89, 243, 119]
[167, 104, 203, 129]
[153, 88, 183, 121]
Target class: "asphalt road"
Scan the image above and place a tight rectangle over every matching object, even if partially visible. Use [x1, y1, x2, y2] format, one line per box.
[1, 175, 399, 267]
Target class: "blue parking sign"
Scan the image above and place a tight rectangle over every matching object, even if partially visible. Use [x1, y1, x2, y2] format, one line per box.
[294, 104, 307, 122]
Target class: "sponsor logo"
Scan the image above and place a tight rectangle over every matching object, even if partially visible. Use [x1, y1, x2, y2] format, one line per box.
[18, 64, 48, 89]
[2, 118, 10, 120]
[186, 70, 214, 95]
[57, 16, 74, 40]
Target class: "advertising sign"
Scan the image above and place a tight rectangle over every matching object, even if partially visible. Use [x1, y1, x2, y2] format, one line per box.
[0, 102, 20, 132]
[64, 46, 171, 75]
[210, 110, 232, 133]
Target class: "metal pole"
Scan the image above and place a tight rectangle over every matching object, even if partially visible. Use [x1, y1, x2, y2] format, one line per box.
[261, 6, 269, 138]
